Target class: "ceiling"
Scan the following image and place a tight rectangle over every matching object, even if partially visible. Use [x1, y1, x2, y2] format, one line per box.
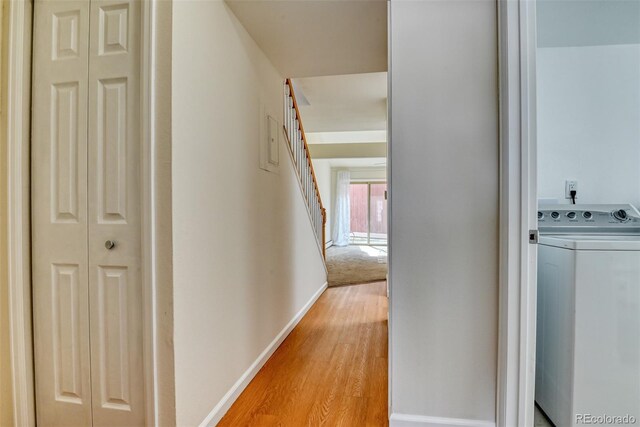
[294, 72, 387, 132]
[225, 0, 388, 78]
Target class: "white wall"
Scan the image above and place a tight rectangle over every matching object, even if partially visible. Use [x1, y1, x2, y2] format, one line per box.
[171, 1, 327, 425]
[389, 0, 499, 424]
[537, 45, 640, 206]
[537, 0, 640, 49]
[348, 167, 386, 182]
[309, 142, 387, 159]
[536, 0, 640, 206]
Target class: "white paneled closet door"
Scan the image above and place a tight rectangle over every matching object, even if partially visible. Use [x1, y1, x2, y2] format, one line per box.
[32, 1, 92, 425]
[32, 1, 144, 426]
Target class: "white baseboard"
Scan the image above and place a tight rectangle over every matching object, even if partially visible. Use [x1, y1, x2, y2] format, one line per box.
[390, 413, 496, 427]
[199, 281, 328, 427]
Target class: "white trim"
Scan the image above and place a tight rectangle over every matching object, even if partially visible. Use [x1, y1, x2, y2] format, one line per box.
[199, 281, 329, 427]
[5, 1, 165, 424]
[386, 0, 393, 418]
[390, 413, 496, 427]
[140, 0, 161, 424]
[6, 0, 35, 425]
[496, 0, 538, 426]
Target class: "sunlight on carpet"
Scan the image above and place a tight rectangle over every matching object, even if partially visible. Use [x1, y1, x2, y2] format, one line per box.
[326, 245, 388, 287]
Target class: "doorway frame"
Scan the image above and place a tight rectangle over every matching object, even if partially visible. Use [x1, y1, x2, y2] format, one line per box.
[496, 0, 538, 426]
[4, 1, 171, 425]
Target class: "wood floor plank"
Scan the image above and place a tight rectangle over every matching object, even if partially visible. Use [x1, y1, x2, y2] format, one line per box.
[365, 356, 388, 427]
[217, 281, 388, 427]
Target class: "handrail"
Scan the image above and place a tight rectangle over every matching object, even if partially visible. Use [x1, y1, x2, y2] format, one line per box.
[286, 79, 324, 213]
[284, 78, 327, 259]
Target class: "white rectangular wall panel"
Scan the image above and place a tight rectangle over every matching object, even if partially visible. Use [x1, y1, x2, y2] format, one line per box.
[52, 264, 83, 405]
[97, 78, 128, 223]
[51, 82, 80, 223]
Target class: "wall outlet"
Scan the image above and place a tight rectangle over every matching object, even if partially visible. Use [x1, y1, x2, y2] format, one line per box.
[565, 180, 578, 199]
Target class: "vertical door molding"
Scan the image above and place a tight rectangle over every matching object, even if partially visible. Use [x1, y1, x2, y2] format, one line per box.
[140, 2, 157, 424]
[367, 183, 371, 244]
[496, 0, 538, 426]
[4, 0, 35, 425]
[386, 3, 392, 415]
[139, 0, 176, 424]
[142, 1, 175, 423]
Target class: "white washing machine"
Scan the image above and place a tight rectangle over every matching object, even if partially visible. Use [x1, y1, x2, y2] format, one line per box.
[536, 204, 640, 427]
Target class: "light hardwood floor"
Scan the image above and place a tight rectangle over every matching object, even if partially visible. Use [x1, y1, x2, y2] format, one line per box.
[218, 281, 389, 426]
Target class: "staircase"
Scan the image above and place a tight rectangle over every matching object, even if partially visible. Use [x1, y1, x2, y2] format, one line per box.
[283, 79, 327, 259]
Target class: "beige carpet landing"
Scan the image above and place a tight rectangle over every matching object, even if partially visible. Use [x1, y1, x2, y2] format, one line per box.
[326, 245, 388, 287]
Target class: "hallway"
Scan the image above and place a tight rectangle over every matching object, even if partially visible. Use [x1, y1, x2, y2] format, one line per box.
[218, 282, 388, 426]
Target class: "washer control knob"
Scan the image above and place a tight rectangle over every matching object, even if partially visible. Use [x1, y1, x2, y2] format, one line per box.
[583, 211, 593, 220]
[613, 209, 628, 221]
[538, 211, 544, 220]
[567, 212, 576, 219]
[551, 211, 560, 219]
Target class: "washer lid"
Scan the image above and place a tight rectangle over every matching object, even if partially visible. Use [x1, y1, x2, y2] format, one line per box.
[539, 234, 640, 251]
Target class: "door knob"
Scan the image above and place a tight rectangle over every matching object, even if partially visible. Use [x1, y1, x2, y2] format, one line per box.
[105, 240, 116, 250]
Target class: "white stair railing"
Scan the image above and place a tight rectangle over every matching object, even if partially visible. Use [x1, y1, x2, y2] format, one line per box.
[283, 79, 326, 259]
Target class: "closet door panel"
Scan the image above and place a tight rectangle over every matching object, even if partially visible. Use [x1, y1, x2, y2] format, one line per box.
[31, 1, 93, 426]
[87, 1, 145, 426]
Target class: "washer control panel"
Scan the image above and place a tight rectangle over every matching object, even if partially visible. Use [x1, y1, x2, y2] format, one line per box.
[538, 204, 640, 234]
